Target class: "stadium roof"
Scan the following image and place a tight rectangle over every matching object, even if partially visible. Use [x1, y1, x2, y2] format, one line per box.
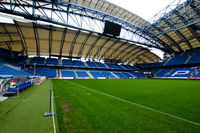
[0, 21, 160, 64]
[144, 0, 200, 53]
[64, 0, 147, 28]
[0, 0, 199, 64]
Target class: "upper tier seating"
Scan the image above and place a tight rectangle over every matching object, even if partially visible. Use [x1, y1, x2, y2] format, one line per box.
[95, 62, 107, 68]
[46, 58, 58, 66]
[121, 64, 138, 70]
[73, 60, 86, 67]
[86, 61, 97, 68]
[166, 53, 188, 66]
[105, 63, 124, 70]
[140, 62, 164, 69]
[18, 56, 28, 64]
[62, 59, 73, 67]
[30, 57, 45, 65]
[105, 63, 116, 69]
[187, 48, 200, 64]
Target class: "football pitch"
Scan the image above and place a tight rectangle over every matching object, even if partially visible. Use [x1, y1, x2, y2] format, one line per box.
[53, 79, 200, 133]
[1, 79, 200, 133]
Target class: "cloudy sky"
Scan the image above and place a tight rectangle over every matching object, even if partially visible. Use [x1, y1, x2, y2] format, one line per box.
[107, 0, 185, 21]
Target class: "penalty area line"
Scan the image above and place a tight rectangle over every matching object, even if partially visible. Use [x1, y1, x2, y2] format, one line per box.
[63, 80, 200, 126]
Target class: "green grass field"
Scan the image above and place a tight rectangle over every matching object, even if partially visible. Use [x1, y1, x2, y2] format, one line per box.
[53, 79, 200, 133]
[1, 79, 200, 133]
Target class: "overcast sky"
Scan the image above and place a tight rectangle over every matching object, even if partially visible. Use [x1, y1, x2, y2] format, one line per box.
[107, 0, 185, 21]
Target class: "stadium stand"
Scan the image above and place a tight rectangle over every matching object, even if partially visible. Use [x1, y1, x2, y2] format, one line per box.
[90, 71, 104, 78]
[76, 71, 89, 78]
[101, 71, 117, 79]
[73, 60, 86, 67]
[61, 70, 76, 78]
[0, 63, 33, 77]
[167, 68, 194, 77]
[30, 57, 45, 65]
[28, 67, 56, 78]
[62, 59, 73, 67]
[121, 72, 135, 78]
[95, 62, 108, 69]
[86, 61, 98, 68]
[130, 72, 146, 78]
[46, 58, 58, 66]
[113, 72, 127, 79]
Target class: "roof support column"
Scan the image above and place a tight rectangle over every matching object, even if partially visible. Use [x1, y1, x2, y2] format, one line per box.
[49, 25, 52, 57]
[69, 30, 80, 57]
[33, 23, 40, 56]
[14, 20, 28, 56]
[59, 28, 67, 58]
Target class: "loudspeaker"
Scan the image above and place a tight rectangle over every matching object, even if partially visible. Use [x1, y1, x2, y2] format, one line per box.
[103, 21, 122, 37]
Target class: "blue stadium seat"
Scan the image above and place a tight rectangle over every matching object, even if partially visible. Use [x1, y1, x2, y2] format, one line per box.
[0, 63, 33, 76]
[95, 62, 108, 69]
[101, 71, 116, 78]
[46, 58, 58, 66]
[168, 68, 194, 77]
[76, 71, 89, 78]
[90, 71, 104, 78]
[62, 59, 73, 67]
[30, 57, 45, 65]
[61, 70, 76, 78]
[28, 67, 56, 78]
[130, 72, 146, 78]
[73, 60, 86, 67]
[121, 72, 135, 78]
[113, 72, 127, 78]
[86, 61, 97, 68]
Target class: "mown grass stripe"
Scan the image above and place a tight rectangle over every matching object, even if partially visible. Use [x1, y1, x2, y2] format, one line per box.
[63, 80, 200, 126]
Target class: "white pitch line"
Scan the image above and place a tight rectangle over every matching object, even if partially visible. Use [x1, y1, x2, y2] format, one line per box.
[51, 80, 57, 133]
[63, 80, 200, 126]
